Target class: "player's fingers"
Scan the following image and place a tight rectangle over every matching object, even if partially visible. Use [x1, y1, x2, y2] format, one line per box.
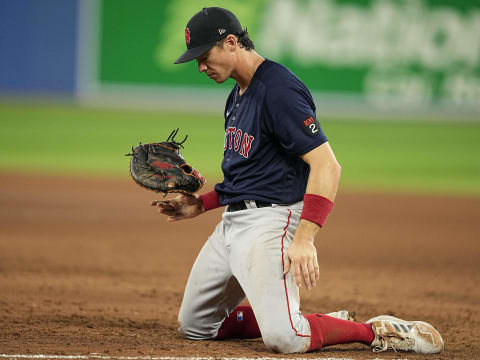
[293, 263, 303, 288]
[151, 200, 174, 208]
[301, 261, 312, 290]
[160, 204, 180, 213]
[307, 261, 317, 287]
[283, 254, 291, 275]
[167, 216, 181, 222]
[158, 208, 178, 216]
[156, 201, 175, 207]
[313, 258, 320, 281]
[156, 203, 175, 209]
[167, 210, 191, 221]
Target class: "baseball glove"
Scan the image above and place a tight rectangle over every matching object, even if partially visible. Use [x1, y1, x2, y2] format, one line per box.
[126, 129, 205, 194]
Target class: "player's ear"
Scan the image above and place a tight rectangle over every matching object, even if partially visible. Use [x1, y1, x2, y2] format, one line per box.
[224, 34, 237, 52]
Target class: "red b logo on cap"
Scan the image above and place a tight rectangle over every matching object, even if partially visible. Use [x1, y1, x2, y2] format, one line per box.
[185, 28, 191, 45]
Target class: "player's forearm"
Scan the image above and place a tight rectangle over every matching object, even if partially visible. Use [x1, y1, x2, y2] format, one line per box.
[304, 158, 342, 202]
[295, 159, 341, 241]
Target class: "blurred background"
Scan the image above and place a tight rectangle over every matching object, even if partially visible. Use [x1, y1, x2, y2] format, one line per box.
[1, 0, 479, 195]
[1, 3, 479, 357]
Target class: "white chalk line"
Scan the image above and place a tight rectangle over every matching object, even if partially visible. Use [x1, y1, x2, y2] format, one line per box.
[0, 355, 408, 360]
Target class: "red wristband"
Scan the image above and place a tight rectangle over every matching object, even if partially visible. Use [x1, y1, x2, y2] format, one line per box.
[199, 190, 222, 211]
[300, 194, 334, 227]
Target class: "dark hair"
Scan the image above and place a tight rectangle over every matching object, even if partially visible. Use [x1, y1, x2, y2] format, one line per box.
[236, 28, 255, 50]
[216, 28, 255, 51]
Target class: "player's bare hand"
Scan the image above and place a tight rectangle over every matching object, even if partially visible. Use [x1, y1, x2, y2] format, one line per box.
[150, 193, 204, 221]
[283, 222, 320, 290]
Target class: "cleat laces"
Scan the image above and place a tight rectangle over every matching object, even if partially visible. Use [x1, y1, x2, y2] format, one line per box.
[373, 333, 415, 353]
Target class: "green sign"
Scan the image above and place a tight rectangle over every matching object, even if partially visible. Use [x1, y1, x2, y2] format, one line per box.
[98, 0, 480, 110]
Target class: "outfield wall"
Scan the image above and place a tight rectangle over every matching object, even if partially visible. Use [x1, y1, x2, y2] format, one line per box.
[0, 0, 479, 118]
[77, 0, 480, 118]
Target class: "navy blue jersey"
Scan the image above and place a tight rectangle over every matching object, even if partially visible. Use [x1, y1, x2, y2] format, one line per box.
[214, 59, 328, 205]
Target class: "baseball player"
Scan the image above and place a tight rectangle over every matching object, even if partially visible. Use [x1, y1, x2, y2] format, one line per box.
[151, 7, 444, 354]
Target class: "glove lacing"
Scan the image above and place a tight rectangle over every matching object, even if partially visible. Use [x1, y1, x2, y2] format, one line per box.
[166, 128, 188, 148]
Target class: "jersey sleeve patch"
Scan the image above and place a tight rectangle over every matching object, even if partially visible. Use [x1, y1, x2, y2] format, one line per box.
[302, 116, 322, 137]
[265, 83, 328, 156]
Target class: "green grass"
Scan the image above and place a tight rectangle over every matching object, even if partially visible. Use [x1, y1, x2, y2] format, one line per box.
[325, 120, 480, 195]
[1, 101, 479, 196]
[0, 102, 225, 178]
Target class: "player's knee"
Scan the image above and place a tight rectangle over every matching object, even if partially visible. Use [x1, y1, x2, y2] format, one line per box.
[177, 320, 203, 340]
[178, 309, 197, 339]
[177, 319, 189, 338]
[262, 332, 295, 354]
[178, 318, 203, 340]
[177, 316, 216, 340]
[262, 329, 307, 354]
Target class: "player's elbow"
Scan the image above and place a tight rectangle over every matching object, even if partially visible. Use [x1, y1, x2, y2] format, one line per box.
[332, 159, 342, 180]
[315, 157, 342, 182]
[309, 153, 341, 176]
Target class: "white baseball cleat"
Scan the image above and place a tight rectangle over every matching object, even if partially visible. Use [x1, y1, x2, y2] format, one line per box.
[366, 315, 444, 354]
[325, 309, 356, 322]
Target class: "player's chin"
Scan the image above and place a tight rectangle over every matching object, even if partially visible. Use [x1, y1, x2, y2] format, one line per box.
[209, 74, 228, 83]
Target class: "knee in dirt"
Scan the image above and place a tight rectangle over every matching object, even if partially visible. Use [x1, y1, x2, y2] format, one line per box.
[177, 318, 216, 340]
[262, 329, 306, 354]
[177, 319, 199, 340]
[177, 319, 188, 338]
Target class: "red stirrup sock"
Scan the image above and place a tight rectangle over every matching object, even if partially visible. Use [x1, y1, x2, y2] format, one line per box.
[216, 305, 261, 340]
[305, 314, 375, 351]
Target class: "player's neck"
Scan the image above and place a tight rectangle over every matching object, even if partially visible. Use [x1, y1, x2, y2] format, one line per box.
[231, 51, 264, 96]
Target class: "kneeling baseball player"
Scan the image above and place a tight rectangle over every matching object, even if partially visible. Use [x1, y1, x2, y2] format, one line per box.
[151, 7, 444, 354]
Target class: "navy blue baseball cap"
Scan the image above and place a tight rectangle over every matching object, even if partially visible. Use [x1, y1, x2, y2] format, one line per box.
[174, 7, 243, 64]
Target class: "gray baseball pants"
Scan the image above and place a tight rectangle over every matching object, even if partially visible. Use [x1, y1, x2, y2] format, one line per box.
[178, 201, 312, 354]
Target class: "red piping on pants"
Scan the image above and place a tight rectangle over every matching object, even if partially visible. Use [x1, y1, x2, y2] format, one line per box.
[281, 210, 310, 338]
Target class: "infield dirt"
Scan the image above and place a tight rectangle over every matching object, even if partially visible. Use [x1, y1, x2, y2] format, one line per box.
[0, 173, 479, 359]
